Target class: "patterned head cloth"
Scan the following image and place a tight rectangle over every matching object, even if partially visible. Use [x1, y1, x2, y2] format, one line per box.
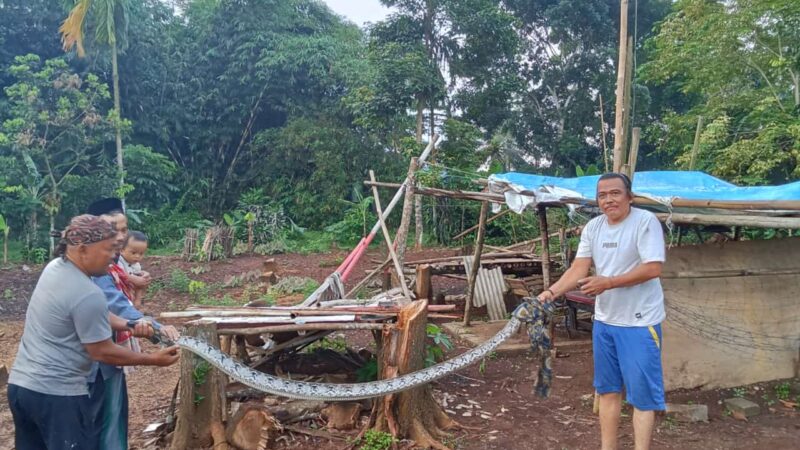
[62, 214, 118, 246]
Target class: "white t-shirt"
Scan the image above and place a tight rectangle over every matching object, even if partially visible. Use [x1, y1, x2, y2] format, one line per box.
[575, 207, 666, 327]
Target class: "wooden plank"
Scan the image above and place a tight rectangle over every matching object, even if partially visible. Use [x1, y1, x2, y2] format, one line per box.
[654, 213, 800, 229]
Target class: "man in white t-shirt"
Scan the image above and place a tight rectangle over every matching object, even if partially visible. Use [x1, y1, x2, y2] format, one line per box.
[538, 173, 666, 450]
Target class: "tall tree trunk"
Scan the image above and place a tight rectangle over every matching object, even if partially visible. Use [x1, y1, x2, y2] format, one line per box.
[111, 43, 125, 209]
[414, 98, 425, 250]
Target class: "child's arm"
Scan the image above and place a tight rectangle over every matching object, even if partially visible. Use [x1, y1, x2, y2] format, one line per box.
[127, 273, 151, 289]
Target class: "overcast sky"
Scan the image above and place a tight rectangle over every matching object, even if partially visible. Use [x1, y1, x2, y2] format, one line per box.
[322, 0, 393, 27]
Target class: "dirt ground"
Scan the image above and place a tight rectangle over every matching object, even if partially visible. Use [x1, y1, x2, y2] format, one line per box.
[1, 248, 799, 449]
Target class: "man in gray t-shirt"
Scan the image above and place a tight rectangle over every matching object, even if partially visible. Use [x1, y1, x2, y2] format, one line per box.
[7, 215, 179, 450]
[537, 173, 666, 450]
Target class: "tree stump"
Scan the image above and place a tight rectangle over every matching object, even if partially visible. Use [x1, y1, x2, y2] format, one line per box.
[225, 403, 281, 450]
[364, 300, 457, 449]
[170, 324, 227, 450]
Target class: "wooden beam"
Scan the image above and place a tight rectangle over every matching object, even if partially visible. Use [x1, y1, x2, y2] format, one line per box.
[370, 170, 414, 301]
[612, 0, 630, 173]
[654, 213, 800, 229]
[661, 268, 800, 280]
[452, 209, 511, 240]
[464, 201, 488, 327]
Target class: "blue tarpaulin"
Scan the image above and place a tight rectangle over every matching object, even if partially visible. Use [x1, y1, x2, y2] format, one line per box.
[487, 171, 800, 215]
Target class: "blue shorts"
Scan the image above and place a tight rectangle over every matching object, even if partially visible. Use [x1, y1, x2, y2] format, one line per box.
[593, 321, 666, 411]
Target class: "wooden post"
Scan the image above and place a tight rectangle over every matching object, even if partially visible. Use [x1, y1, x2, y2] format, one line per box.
[689, 116, 704, 170]
[538, 206, 551, 288]
[628, 127, 641, 180]
[612, 0, 630, 172]
[463, 201, 489, 327]
[367, 300, 456, 449]
[538, 206, 556, 350]
[599, 93, 609, 173]
[370, 170, 413, 301]
[415, 264, 432, 302]
[559, 228, 570, 269]
[171, 324, 227, 450]
[395, 158, 419, 265]
[620, 35, 634, 168]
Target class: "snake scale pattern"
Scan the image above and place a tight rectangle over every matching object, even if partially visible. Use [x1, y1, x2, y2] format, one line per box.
[175, 317, 522, 401]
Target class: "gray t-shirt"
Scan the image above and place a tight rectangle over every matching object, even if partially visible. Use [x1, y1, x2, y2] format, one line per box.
[9, 258, 112, 396]
[576, 207, 666, 327]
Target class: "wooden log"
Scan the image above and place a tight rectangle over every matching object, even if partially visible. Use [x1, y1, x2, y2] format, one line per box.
[415, 264, 432, 301]
[464, 201, 489, 327]
[366, 300, 456, 449]
[451, 209, 511, 240]
[225, 403, 281, 450]
[370, 170, 413, 301]
[170, 323, 226, 450]
[654, 213, 800, 229]
[661, 268, 800, 279]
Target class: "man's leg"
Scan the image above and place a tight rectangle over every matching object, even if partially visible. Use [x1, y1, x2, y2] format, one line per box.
[633, 408, 656, 450]
[593, 321, 624, 450]
[617, 324, 666, 450]
[599, 392, 623, 450]
[7, 385, 48, 450]
[101, 370, 129, 450]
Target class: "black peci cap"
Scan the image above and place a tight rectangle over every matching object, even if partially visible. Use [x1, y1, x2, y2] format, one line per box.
[87, 197, 124, 216]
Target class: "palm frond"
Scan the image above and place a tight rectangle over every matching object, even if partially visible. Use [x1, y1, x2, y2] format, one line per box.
[60, 0, 93, 57]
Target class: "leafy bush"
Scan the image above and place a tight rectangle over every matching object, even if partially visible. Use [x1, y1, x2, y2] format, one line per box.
[355, 429, 396, 450]
[425, 324, 454, 367]
[166, 268, 192, 293]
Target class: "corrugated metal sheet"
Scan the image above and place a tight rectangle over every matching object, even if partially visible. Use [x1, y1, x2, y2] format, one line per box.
[464, 257, 509, 320]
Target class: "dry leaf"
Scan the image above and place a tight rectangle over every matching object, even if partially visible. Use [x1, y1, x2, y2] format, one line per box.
[731, 410, 748, 421]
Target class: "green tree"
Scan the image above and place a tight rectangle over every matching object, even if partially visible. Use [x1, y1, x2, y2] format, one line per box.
[641, 0, 800, 183]
[60, 0, 132, 204]
[0, 55, 114, 254]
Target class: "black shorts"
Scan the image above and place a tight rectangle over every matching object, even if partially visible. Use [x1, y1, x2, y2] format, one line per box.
[7, 384, 99, 450]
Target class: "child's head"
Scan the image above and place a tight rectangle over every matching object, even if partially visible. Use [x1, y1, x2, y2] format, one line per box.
[121, 231, 148, 264]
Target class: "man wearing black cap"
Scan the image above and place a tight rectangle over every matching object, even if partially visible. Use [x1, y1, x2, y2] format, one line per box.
[7, 215, 179, 450]
[86, 198, 180, 450]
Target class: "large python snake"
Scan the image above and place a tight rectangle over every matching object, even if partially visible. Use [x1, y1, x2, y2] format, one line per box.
[170, 300, 553, 401]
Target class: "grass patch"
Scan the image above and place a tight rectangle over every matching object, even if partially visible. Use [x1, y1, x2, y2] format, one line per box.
[262, 276, 319, 304]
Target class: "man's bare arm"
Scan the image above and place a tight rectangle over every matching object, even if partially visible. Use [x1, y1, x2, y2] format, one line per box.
[84, 339, 179, 367]
[579, 262, 662, 296]
[537, 257, 592, 301]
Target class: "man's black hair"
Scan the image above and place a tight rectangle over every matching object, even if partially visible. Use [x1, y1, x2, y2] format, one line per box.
[125, 230, 148, 246]
[597, 172, 633, 194]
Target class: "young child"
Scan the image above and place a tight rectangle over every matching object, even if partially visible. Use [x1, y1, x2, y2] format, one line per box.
[119, 230, 151, 307]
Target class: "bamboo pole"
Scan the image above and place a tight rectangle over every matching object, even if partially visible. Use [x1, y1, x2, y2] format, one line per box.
[452, 209, 511, 240]
[689, 116, 704, 170]
[537, 205, 555, 350]
[369, 170, 413, 301]
[620, 36, 634, 167]
[612, 0, 630, 172]
[463, 201, 488, 327]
